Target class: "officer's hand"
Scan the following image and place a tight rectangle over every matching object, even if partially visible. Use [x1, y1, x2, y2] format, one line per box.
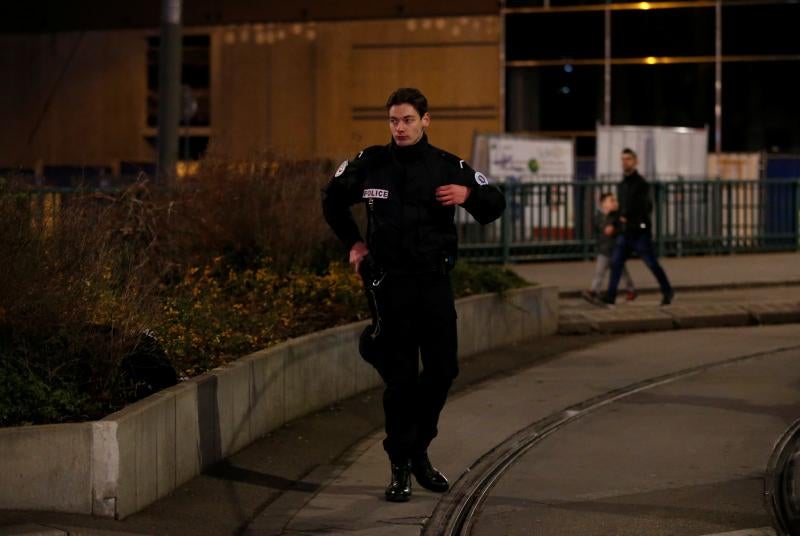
[436, 184, 471, 206]
[603, 225, 615, 236]
[349, 241, 369, 274]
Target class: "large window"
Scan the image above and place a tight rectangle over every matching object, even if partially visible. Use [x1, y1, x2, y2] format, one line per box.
[611, 8, 713, 58]
[611, 63, 714, 128]
[507, 65, 603, 130]
[723, 61, 800, 153]
[146, 34, 210, 160]
[722, 4, 800, 56]
[503, 1, 800, 155]
[506, 12, 604, 60]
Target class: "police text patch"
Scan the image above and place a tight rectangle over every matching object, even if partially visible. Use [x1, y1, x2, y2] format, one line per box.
[474, 172, 489, 186]
[363, 188, 389, 200]
[334, 160, 348, 177]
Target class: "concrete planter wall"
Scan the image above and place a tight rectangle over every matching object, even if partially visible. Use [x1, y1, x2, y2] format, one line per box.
[0, 285, 558, 519]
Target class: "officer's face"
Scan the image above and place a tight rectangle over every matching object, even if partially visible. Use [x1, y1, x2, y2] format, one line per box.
[388, 103, 430, 146]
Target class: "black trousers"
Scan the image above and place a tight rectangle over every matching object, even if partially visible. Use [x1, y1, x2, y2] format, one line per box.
[607, 232, 672, 302]
[368, 272, 459, 464]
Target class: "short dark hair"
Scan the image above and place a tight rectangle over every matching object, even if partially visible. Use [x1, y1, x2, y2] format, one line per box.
[622, 147, 637, 158]
[385, 88, 428, 118]
[599, 192, 614, 202]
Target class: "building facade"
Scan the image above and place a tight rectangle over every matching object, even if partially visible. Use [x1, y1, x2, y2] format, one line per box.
[0, 9, 501, 175]
[504, 0, 800, 156]
[1, 0, 798, 176]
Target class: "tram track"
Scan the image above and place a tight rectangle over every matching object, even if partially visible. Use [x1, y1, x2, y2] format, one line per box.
[423, 344, 800, 536]
[766, 416, 800, 536]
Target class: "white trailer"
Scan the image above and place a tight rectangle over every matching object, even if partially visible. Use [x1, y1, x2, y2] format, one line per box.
[596, 125, 709, 251]
[596, 124, 708, 182]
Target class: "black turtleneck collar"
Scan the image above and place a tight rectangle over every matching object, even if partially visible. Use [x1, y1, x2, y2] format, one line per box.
[390, 133, 429, 161]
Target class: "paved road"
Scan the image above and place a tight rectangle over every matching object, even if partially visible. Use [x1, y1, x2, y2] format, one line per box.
[470, 345, 798, 535]
[275, 325, 800, 535]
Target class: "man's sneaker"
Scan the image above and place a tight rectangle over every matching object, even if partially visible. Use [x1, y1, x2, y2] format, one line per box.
[660, 291, 674, 306]
[581, 290, 599, 304]
[600, 295, 616, 309]
[625, 290, 638, 302]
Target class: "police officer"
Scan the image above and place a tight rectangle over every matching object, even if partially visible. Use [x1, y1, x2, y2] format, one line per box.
[604, 147, 674, 305]
[322, 88, 505, 502]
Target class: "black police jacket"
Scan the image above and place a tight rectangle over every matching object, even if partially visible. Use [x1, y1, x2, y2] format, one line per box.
[618, 170, 653, 236]
[322, 134, 506, 275]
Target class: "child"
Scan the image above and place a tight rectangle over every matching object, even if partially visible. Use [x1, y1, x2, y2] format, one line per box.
[582, 193, 637, 304]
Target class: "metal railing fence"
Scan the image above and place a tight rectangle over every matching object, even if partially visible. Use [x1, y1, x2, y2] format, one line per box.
[456, 178, 800, 263]
[12, 179, 800, 263]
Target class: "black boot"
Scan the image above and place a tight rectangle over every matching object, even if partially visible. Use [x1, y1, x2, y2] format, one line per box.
[385, 460, 412, 502]
[411, 453, 449, 493]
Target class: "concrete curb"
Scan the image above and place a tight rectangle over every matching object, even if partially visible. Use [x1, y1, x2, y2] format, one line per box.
[0, 286, 558, 520]
[0, 525, 151, 536]
[558, 300, 800, 335]
[558, 279, 800, 299]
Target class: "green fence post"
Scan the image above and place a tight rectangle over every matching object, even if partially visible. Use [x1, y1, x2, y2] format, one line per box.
[654, 182, 663, 258]
[500, 183, 511, 264]
[794, 179, 800, 251]
[501, 203, 510, 264]
[581, 182, 590, 261]
[726, 182, 733, 253]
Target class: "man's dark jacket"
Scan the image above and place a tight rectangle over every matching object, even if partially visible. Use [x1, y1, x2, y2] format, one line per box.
[321, 134, 506, 275]
[618, 170, 653, 237]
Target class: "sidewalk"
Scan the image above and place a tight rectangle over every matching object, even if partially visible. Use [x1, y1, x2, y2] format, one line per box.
[509, 251, 800, 295]
[510, 252, 800, 335]
[1, 252, 798, 536]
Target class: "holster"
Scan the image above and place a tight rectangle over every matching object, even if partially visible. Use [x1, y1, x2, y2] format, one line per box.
[358, 255, 388, 380]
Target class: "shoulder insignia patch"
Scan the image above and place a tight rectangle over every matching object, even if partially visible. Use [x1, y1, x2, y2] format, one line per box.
[334, 160, 348, 177]
[474, 172, 490, 186]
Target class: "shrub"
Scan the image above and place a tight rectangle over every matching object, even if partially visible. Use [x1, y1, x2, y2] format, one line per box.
[159, 260, 366, 376]
[125, 153, 343, 279]
[0, 179, 159, 425]
[450, 261, 528, 298]
[0, 158, 529, 426]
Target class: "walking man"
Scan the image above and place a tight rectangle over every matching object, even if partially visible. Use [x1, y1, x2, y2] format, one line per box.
[604, 148, 674, 306]
[322, 88, 505, 502]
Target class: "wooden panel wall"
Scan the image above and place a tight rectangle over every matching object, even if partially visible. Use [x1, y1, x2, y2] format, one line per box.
[0, 16, 499, 169]
[211, 15, 501, 163]
[0, 31, 150, 169]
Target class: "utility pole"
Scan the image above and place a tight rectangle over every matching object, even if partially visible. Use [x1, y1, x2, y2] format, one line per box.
[157, 0, 183, 183]
[714, 0, 722, 165]
[603, 2, 611, 126]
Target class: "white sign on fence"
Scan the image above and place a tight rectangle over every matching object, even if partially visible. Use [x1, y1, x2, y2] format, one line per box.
[466, 134, 576, 241]
[486, 135, 575, 182]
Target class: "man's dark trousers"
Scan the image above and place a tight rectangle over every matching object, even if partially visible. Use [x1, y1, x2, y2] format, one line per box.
[376, 272, 458, 464]
[606, 233, 672, 302]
